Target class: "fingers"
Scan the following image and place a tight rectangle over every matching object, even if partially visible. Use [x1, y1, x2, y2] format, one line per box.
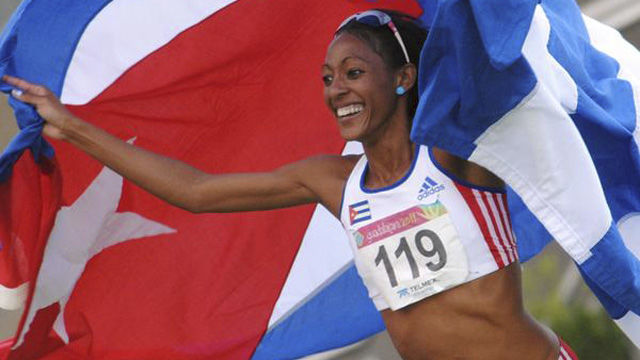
[3, 74, 35, 91]
[10, 89, 43, 105]
[2, 75, 71, 132]
[2, 75, 50, 97]
[2, 75, 52, 106]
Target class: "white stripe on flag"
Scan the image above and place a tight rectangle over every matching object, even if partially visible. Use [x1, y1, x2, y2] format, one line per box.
[0, 282, 28, 311]
[473, 189, 509, 266]
[61, 0, 239, 105]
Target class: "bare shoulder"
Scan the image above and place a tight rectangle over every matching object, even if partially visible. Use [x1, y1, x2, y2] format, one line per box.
[430, 147, 504, 189]
[301, 153, 359, 174]
[279, 154, 361, 217]
[281, 153, 358, 178]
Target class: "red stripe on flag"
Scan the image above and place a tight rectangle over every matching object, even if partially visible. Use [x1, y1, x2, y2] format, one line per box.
[453, 183, 505, 268]
[0, 337, 13, 358]
[0, 152, 62, 355]
[0, 153, 61, 289]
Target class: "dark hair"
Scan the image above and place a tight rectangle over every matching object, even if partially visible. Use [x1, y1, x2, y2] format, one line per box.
[335, 9, 428, 120]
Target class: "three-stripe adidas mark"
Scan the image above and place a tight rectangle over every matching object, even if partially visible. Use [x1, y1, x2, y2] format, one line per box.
[417, 176, 445, 200]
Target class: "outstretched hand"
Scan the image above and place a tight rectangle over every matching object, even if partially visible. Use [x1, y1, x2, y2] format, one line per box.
[2, 75, 75, 140]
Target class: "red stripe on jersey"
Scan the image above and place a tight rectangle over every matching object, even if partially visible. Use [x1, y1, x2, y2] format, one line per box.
[558, 338, 579, 359]
[453, 183, 505, 268]
[495, 192, 518, 260]
[475, 190, 511, 264]
[483, 192, 515, 263]
[490, 192, 517, 261]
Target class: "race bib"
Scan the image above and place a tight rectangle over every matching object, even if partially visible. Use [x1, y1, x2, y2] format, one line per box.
[353, 200, 469, 310]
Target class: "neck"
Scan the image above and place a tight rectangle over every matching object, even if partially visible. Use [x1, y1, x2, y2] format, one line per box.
[361, 113, 415, 189]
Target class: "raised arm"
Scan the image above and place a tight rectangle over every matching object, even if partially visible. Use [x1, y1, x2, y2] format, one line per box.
[3, 75, 351, 215]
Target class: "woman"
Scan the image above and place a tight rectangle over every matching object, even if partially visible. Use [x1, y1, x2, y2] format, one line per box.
[4, 10, 578, 360]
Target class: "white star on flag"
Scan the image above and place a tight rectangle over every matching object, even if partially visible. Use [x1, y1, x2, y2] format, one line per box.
[14, 140, 176, 348]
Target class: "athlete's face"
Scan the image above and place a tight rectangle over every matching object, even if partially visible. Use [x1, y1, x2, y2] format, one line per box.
[322, 33, 400, 142]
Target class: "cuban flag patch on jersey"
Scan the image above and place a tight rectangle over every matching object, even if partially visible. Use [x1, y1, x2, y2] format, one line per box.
[349, 200, 372, 225]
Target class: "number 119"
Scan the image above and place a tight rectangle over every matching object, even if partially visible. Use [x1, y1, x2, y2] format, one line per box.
[373, 229, 447, 288]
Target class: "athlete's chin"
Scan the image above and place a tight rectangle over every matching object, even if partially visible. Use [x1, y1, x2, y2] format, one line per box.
[336, 123, 367, 142]
[338, 128, 365, 142]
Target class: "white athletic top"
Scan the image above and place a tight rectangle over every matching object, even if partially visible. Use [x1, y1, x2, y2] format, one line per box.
[339, 145, 518, 310]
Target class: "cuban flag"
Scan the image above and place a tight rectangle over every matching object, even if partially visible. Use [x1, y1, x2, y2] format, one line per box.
[0, 0, 422, 359]
[413, 0, 640, 346]
[349, 200, 372, 225]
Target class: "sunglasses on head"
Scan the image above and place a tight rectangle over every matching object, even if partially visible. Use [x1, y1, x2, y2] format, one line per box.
[336, 10, 411, 64]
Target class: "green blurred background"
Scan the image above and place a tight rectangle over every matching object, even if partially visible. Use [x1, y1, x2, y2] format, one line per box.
[522, 243, 637, 359]
[1, 0, 640, 359]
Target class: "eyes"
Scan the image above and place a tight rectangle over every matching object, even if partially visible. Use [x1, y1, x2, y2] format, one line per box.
[347, 69, 364, 79]
[322, 68, 364, 87]
[322, 74, 333, 87]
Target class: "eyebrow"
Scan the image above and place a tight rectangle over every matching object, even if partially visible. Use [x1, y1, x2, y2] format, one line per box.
[322, 55, 369, 69]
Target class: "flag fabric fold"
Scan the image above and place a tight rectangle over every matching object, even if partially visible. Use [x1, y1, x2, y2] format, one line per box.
[413, 0, 640, 346]
[0, 151, 61, 311]
[0, 20, 53, 181]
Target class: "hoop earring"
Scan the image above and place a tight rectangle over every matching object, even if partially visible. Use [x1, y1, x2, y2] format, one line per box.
[395, 86, 406, 96]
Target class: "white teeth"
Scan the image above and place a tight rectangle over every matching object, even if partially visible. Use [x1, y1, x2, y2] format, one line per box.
[336, 104, 363, 117]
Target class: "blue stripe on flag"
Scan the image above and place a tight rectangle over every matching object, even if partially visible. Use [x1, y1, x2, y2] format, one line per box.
[412, 0, 537, 159]
[352, 214, 371, 225]
[578, 266, 627, 320]
[253, 265, 384, 360]
[581, 223, 640, 318]
[351, 200, 368, 208]
[0, 0, 113, 181]
[507, 187, 551, 261]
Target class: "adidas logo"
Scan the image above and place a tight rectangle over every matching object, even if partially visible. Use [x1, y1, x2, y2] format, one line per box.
[417, 176, 445, 200]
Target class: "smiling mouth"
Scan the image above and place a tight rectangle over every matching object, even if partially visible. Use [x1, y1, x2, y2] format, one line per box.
[336, 104, 364, 119]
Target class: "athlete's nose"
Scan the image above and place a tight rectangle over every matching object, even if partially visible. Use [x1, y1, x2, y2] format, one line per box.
[327, 75, 349, 101]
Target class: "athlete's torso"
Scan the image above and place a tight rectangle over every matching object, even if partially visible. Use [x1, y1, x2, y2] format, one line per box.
[336, 145, 558, 359]
[380, 263, 559, 360]
[339, 145, 517, 310]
